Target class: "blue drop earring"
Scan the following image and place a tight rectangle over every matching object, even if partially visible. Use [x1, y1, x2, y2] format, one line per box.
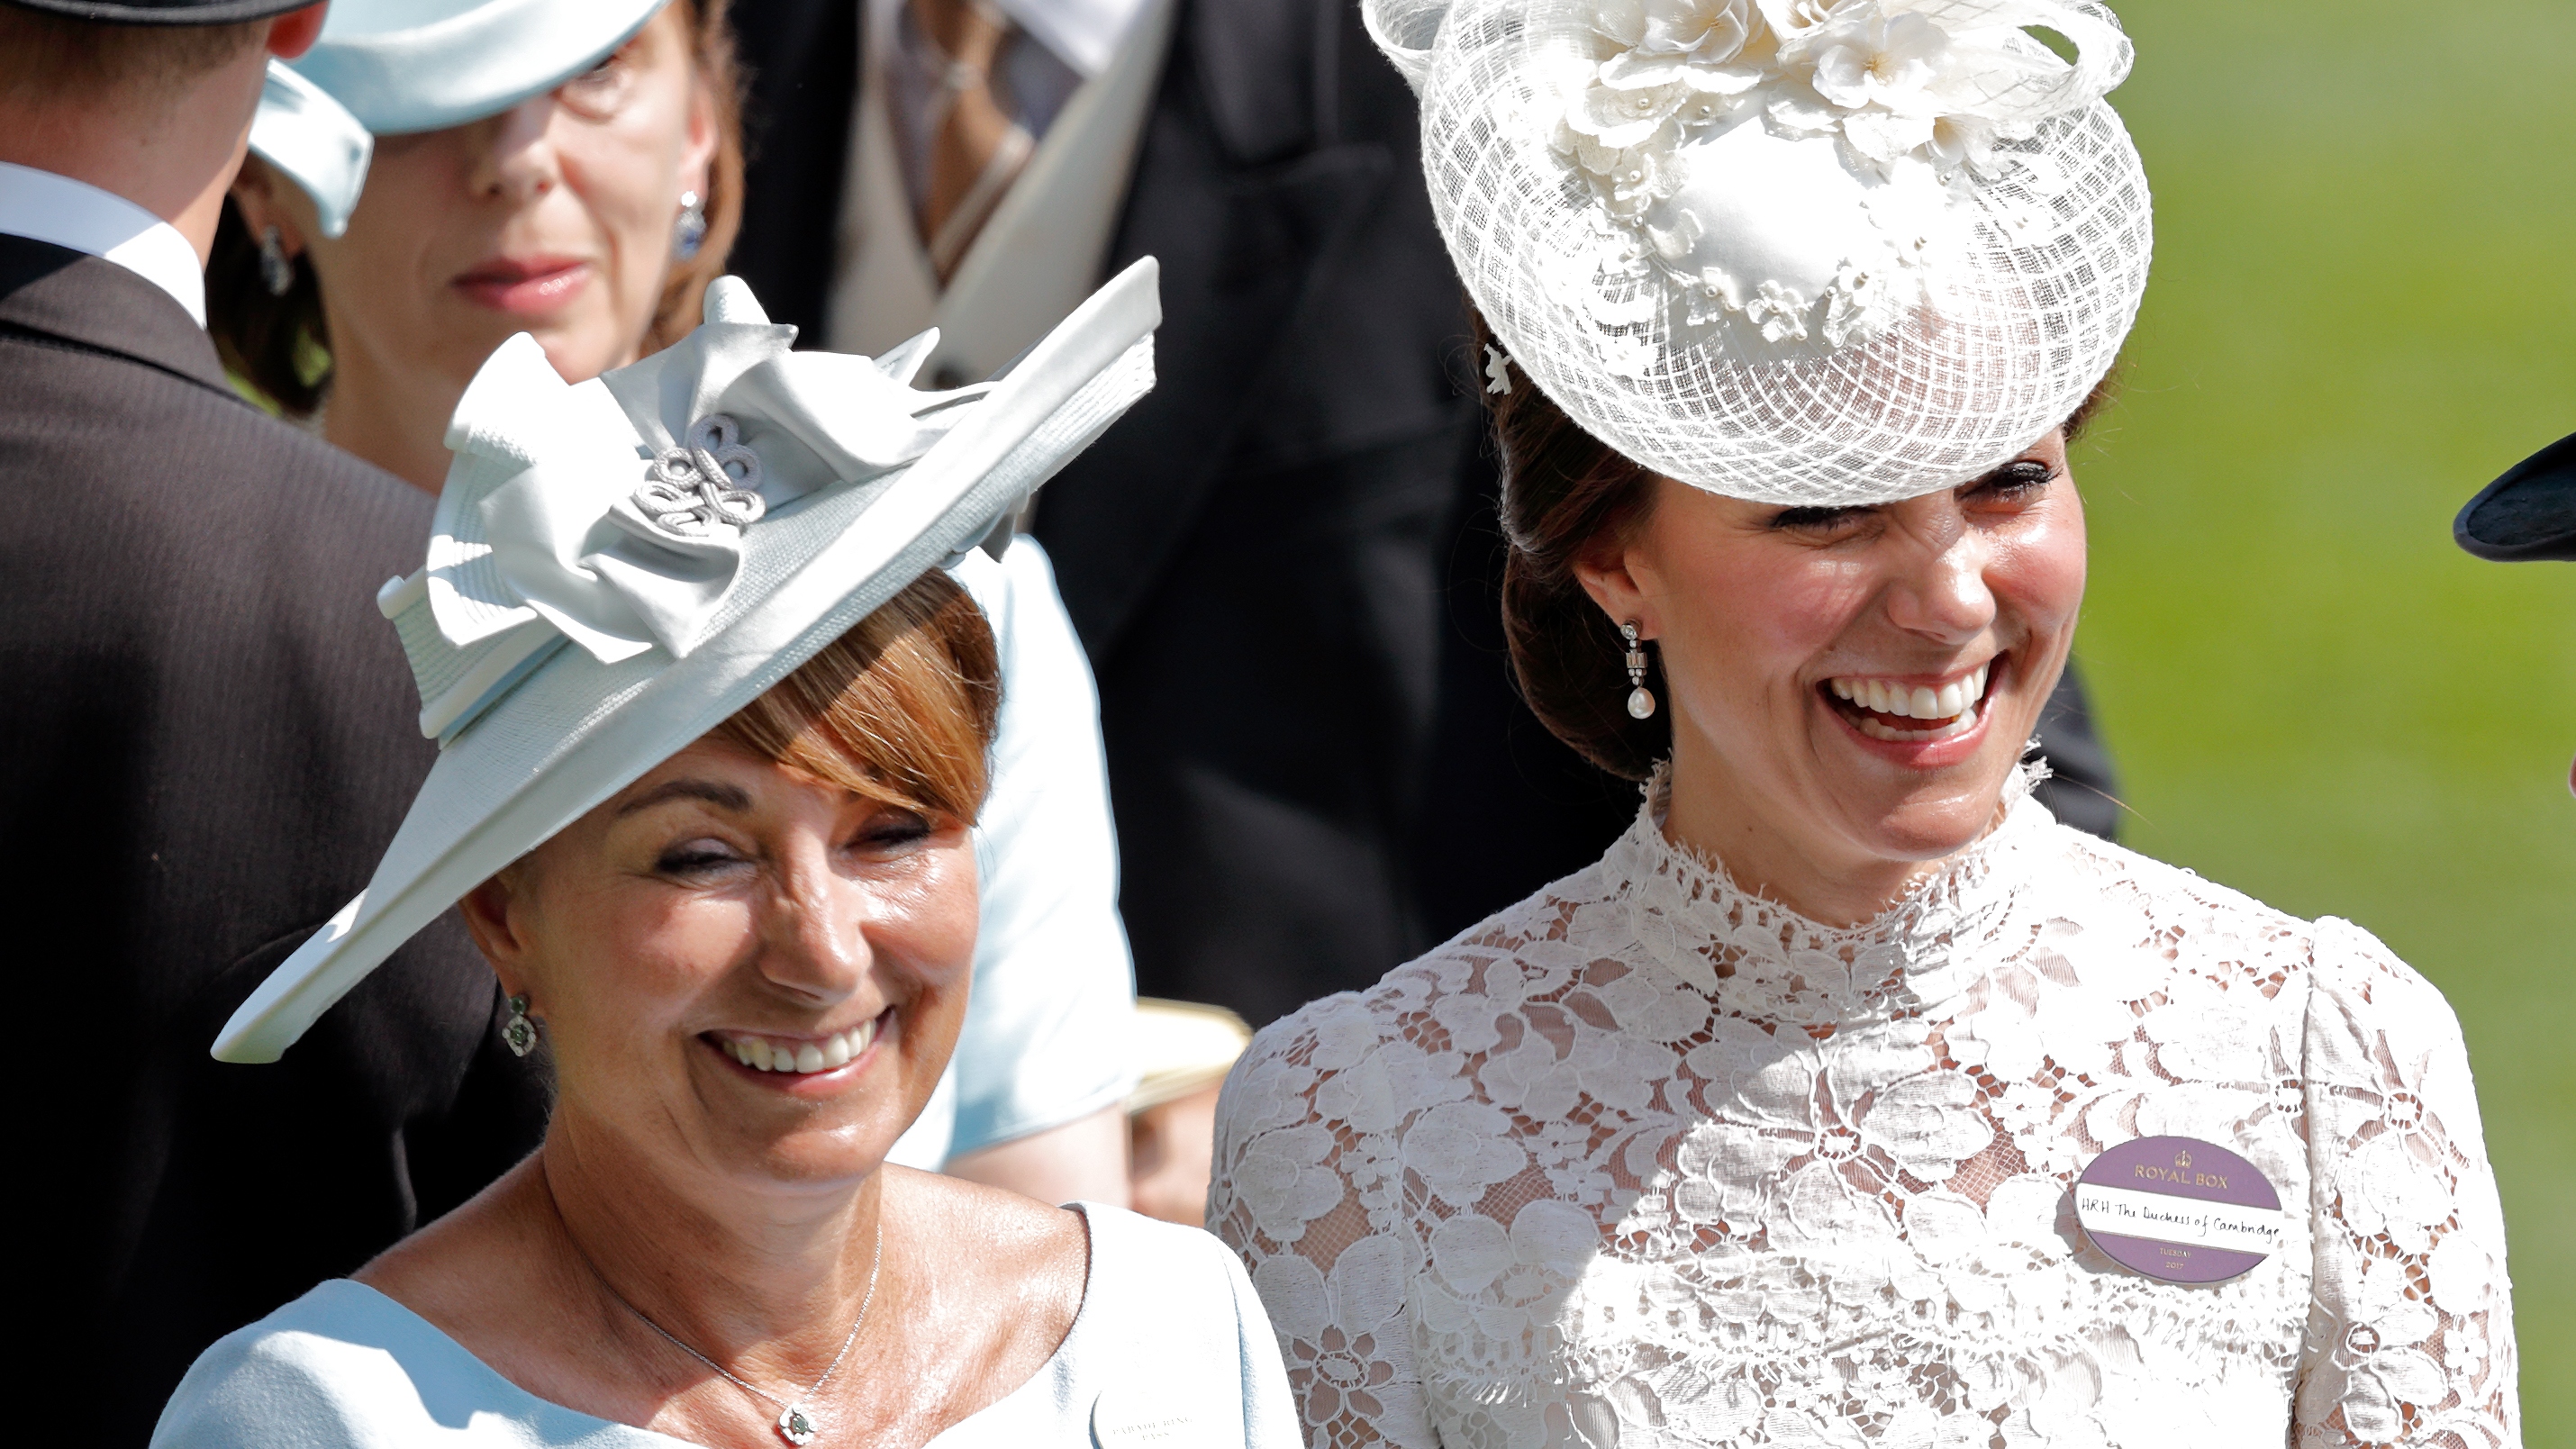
[258, 226, 295, 296]
[673, 190, 707, 260]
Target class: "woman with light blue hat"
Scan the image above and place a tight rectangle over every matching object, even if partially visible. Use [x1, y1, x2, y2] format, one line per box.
[153, 262, 1298, 1449]
[222, 0, 726, 470]
[221, 0, 1147, 1207]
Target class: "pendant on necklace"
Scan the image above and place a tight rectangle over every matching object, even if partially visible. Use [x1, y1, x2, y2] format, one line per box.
[776, 1405, 821, 1446]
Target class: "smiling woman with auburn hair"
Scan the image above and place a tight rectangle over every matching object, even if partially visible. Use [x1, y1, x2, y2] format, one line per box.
[152, 266, 1299, 1449]
[210, 0, 1148, 1211]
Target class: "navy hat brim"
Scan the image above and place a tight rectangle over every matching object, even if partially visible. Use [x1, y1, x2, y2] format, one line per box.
[2455, 432, 2576, 563]
[3, 0, 318, 21]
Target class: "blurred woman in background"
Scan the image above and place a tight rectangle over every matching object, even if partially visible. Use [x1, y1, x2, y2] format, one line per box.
[216, 0, 1138, 1204]
[217, 0, 730, 481]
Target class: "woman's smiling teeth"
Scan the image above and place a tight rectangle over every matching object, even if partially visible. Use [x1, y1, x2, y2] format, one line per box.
[1826, 663, 1992, 742]
[714, 1015, 883, 1073]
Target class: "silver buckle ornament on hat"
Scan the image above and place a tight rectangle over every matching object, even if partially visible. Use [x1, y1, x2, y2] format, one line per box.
[1369, 0, 2153, 506]
[213, 259, 1164, 1064]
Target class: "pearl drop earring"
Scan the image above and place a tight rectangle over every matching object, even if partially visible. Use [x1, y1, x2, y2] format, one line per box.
[1621, 621, 1655, 720]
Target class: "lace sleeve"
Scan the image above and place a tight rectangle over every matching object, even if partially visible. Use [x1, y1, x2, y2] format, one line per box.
[2296, 918, 2518, 1448]
[1211, 995, 1442, 1449]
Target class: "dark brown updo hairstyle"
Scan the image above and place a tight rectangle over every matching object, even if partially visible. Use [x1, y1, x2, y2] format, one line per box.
[1477, 306, 2121, 783]
[207, 0, 747, 416]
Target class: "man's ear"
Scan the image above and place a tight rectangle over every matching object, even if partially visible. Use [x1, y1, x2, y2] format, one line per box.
[268, 4, 328, 61]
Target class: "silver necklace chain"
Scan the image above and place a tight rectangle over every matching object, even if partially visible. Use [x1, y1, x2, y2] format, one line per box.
[567, 1201, 884, 1448]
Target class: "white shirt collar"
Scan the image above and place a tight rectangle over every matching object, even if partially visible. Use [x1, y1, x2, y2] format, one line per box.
[877, 0, 1151, 79]
[1003, 0, 1153, 77]
[0, 161, 208, 326]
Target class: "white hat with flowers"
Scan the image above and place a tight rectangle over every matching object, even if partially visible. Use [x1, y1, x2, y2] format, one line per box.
[1372, 0, 2153, 504]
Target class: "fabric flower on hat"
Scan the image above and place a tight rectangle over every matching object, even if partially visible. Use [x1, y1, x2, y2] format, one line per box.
[1566, 0, 2117, 214]
[1538, 0, 2137, 389]
[1809, 8, 1949, 115]
[1745, 279, 1813, 343]
[1373, 0, 2150, 503]
[1822, 258, 1903, 346]
[1597, 0, 1769, 95]
[1556, 92, 1688, 220]
[1566, 69, 1693, 152]
[1927, 110, 2006, 176]
[1837, 105, 1938, 166]
[1757, 0, 1873, 47]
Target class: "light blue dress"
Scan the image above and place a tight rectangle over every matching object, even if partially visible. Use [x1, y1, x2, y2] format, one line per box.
[151, 1206, 1296, 1448]
[899, 539, 1137, 1168]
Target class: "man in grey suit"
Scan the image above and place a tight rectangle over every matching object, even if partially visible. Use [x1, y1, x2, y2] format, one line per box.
[0, 3, 543, 1435]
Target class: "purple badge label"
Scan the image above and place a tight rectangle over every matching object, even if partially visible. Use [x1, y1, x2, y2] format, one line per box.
[2074, 1136, 2283, 1284]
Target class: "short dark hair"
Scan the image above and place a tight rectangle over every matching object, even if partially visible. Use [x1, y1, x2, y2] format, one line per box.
[1476, 304, 2123, 782]
[208, 0, 748, 415]
[0, 8, 264, 103]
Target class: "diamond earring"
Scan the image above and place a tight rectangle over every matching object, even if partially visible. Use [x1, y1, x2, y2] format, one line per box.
[502, 994, 539, 1057]
[258, 226, 295, 297]
[1621, 621, 1656, 720]
[673, 190, 708, 260]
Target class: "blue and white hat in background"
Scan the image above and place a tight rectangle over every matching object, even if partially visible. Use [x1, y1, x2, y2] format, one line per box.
[213, 258, 1165, 1063]
[249, 0, 666, 235]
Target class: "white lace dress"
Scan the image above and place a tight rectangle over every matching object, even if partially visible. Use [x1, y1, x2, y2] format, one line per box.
[1210, 772, 2517, 1449]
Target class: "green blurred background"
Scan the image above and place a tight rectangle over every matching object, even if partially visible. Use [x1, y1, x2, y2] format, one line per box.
[2077, 0, 2574, 1433]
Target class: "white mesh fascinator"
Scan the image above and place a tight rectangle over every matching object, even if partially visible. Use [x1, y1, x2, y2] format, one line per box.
[1370, 0, 2152, 504]
[213, 260, 1162, 1064]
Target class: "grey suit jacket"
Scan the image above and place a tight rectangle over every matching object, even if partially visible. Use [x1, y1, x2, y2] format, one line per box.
[0, 237, 548, 1442]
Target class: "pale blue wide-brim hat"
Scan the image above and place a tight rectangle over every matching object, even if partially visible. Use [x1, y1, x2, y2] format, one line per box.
[249, 0, 666, 236]
[213, 258, 1164, 1063]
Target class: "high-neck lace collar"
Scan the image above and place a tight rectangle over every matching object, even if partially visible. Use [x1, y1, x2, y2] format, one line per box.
[1612, 762, 2054, 1027]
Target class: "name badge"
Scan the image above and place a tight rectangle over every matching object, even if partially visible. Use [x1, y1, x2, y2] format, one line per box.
[2074, 1135, 2284, 1284]
[1093, 1385, 1207, 1448]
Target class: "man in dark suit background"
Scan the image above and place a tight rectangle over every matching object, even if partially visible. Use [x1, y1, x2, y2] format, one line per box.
[0, 2, 545, 1433]
[730, 0, 2124, 1030]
